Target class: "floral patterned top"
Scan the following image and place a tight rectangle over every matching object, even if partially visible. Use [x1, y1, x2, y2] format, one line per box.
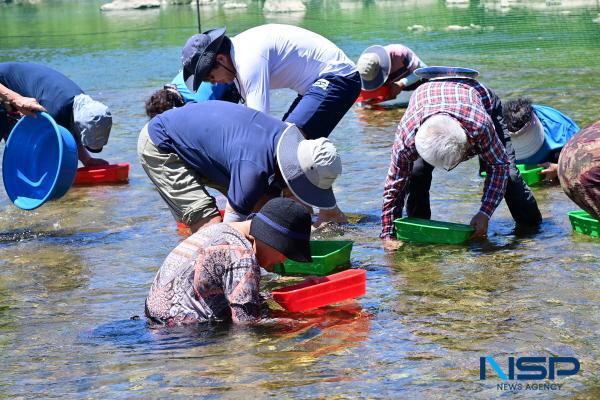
[145, 223, 261, 325]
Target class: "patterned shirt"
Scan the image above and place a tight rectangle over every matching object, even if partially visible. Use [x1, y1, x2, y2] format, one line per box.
[145, 223, 261, 325]
[381, 79, 510, 239]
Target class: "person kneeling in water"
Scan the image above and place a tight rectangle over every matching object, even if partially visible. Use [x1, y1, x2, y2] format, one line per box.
[145, 197, 311, 325]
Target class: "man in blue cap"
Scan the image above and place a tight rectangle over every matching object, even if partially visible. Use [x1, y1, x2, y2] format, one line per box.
[144, 70, 240, 118]
[0, 62, 112, 166]
[179, 25, 358, 224]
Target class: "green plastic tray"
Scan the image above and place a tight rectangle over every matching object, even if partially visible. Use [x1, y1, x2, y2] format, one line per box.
[394, 217, 474, 244]
[274, 240, 353, 276]
[568, 210, 600, 238]
[481, 164, 544, 186]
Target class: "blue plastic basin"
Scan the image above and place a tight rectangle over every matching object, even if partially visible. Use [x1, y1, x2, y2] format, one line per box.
[2, 112, 78, 210]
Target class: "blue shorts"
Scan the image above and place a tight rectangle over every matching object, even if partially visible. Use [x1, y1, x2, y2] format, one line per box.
[283, 71, 361, 139]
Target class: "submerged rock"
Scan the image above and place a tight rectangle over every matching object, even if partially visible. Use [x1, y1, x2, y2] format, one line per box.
[263, 0, 306, 13]
[100, 0, 161, 11]
[407, 24, 432, 33]
[222, 1, 248, 9]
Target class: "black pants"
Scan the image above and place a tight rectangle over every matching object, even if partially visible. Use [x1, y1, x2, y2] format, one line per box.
[406, 91, 542, 226]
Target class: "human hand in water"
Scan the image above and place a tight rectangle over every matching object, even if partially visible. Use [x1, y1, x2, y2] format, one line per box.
[538, 162, 559, 182]
[470, 212, 489, 239]
[382, 238, 403, 251]
[83, 157, 110, 167]
[315, 206, 348, 227]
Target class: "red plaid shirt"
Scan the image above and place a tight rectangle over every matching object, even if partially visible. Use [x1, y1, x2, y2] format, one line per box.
[381, 79, 510, 239]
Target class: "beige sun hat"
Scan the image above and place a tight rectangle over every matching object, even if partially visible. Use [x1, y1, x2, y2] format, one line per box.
[357, 45, 391, 91]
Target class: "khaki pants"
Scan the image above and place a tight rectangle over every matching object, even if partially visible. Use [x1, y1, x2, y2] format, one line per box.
[137, 124, 226, 226]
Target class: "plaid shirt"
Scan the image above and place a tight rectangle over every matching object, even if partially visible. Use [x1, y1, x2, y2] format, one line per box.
[381, 79, 510, 239]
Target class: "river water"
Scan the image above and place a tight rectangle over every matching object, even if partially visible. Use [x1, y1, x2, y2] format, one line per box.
[1, 1, 599, 398]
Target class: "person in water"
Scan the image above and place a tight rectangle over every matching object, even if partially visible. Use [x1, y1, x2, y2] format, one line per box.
[381, 78, 542, 249]
[503, 97, 579, 181]
[138, 101, 342, 232]
[144, 70, 240, 118]
[356, 44, 428, 104]
[145, 197, 312, 325]
[0, 62, 112, 166]
[557, 120, 600, 219]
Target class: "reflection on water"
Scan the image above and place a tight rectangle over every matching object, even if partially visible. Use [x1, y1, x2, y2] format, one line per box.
[0, 0, 599, 398]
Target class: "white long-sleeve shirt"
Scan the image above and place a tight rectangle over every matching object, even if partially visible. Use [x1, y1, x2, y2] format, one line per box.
[230, 24, 356, 114]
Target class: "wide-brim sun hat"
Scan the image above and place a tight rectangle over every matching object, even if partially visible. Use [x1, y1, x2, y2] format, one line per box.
[276, 124, 341, 210]
[414, 66, 479, 81]
[357, 45, 391, 91]
[510, 112, 545, 160]
[181, 27, 226, 92]
[250, 198, 312, 263]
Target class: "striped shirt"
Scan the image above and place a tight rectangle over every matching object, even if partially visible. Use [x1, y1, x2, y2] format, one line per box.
[381, 79, 510, 239]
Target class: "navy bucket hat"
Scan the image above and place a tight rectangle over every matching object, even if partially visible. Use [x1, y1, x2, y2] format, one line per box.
[250, 198, 312, 263]
[181, 27, 227, 92]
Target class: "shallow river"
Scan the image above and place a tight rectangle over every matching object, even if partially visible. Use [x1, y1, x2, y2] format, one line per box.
[0, 1, 598, 398]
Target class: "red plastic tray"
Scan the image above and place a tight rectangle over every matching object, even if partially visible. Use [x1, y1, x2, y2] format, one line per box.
[176, 210, 225, 233]
[73, 163, 130, 185]
[356, 86, 391, 104]
[272, 269, 366, 312]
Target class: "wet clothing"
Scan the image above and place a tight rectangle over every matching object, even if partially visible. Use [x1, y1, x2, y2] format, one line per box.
[382, 79, 542, 239]
[385, 44, 427, 90]
[230, 24, 360, 138]
[558, 121, 600, 219]
[517, 105, 580, 164]
[143, 101, 287, 219]
[145, 223, 262, 325]
[171, 71, 239, 104]
[0, 62, 83, 141]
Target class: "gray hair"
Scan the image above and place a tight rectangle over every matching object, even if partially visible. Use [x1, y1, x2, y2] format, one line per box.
[415, 114, 468, 170]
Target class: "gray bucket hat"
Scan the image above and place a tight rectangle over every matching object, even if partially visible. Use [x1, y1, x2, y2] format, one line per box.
[181, 27, 227, 92]
[72, 94, 112, 153]
[276, 125, 342, 210]
[357, 45, 391, 91]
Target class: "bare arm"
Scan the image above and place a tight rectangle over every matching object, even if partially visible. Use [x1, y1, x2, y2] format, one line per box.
[0, 83, 46, 116]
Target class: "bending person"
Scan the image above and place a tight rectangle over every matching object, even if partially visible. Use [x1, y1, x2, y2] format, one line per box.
[357, 44, 427, 104]
[381, 78, 542, 249]
[503, 98, 579, 181]
[557, 120, 600, 219]
[145, 197, 312, 325]
[138, 101, 342, 233]
[181, 25, 359, 224]
[0, 62, 112, 166]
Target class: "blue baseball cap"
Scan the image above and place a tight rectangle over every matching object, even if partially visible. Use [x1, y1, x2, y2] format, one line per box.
[181, 27, 227, 92]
